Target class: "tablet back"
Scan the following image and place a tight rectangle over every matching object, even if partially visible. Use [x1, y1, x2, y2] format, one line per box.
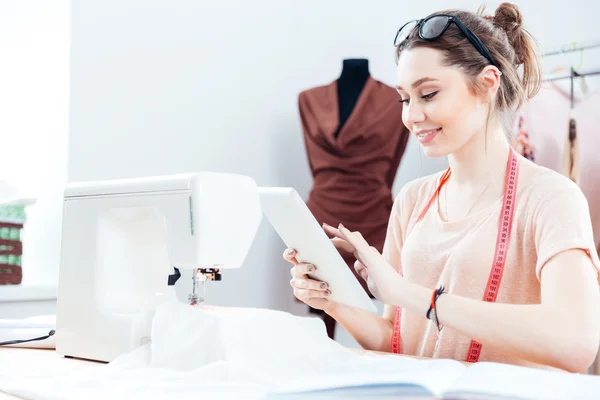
[259, 187, 377, 313]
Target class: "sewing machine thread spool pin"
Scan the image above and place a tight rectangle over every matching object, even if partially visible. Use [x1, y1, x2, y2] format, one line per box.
[189, 267, 222, 305]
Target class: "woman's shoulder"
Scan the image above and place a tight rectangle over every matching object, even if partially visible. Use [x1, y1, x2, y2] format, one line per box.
[392, 170, 447, 213]
[517, 156, 587, 209]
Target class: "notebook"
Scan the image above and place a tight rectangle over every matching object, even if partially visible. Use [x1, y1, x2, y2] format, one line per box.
[268, 353, 600, 399]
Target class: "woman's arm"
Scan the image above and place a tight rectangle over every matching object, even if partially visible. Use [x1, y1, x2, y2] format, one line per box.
[328, 223, 600, 373]
[325, 303, 396, 352]
[396, 249, 600, 373]
[283, 246, 398, 353]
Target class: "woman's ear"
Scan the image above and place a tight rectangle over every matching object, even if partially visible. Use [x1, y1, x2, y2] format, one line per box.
[478, 66, 502, 100]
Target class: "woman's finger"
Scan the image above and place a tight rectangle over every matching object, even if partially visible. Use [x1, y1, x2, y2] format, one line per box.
[324, 223, 362, 252]
[324, 222, 358, 244]
[324, 223, 356, 247]
[354, 260, 369, 281]
[293, 287, 331, 301]
[283, 248, 299, 265]
[359, 267, 368, 281]
[334, 223, 353, 247]
[330, 237, 355, 253]
[338, 224, 364, 246]
[322, 223, 342, 238]
[291, 262, 316, 278]
[290, 277, 328, 291]
[339, 224, 375, 259]
[353, 259, 363, 274]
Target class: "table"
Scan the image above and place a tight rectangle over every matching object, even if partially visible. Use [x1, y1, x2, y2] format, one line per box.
[0, 348, 103, 400]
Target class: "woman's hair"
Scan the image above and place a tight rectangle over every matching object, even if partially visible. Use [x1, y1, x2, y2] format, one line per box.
[395, 2, 542, 133]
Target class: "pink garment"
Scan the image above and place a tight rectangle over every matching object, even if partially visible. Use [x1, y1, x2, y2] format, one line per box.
[522, 82, 600, 246]
[513, 113, 535, 162]
[382, 154, 600, 368]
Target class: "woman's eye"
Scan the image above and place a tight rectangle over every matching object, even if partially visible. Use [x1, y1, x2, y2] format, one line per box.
[398, 98, 409, 104]
[422, 91, 438, 100]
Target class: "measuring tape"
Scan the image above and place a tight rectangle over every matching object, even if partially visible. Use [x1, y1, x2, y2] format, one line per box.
[466, 148, 519, 362]
[391, 149, 519, 361]
[390, 167, 451, 354]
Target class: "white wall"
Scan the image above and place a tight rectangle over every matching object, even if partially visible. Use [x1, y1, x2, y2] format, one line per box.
[0, 0, 69, 287]
[68, 0, 600, 320]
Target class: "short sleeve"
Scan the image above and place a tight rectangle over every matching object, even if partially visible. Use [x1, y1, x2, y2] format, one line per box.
[534, 184, 600, 281]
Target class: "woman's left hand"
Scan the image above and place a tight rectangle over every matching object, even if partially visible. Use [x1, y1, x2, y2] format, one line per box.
[323, 223, 401, 305]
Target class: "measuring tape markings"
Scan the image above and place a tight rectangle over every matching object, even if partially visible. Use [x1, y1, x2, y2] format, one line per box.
[392, 150, 519, 362]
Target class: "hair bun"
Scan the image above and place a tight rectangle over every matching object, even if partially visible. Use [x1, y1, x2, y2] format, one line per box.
[493, 2, 525, 64]
[493, 2, 522, 33]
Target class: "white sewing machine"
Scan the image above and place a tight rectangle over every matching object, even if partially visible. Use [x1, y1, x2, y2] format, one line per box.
[55, 172, 262, 362]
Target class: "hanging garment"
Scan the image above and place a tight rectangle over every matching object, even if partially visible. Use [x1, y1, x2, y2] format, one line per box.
[563, 111, 580, 184]
[298, 76, 410, 294]
[521, 81, 600, 247]
[513, 114, 535, 162]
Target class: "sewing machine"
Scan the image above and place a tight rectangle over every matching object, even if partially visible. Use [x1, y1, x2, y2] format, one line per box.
[55, 172, 262, 362]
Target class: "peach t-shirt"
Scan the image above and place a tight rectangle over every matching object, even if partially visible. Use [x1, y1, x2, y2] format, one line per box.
[383, 153, 600, 368]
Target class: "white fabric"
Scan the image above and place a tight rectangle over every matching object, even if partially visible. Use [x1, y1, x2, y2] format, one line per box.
[0, 304, 598, 399]
[147, 302, 353, 375]
[0, 304, 459, 399]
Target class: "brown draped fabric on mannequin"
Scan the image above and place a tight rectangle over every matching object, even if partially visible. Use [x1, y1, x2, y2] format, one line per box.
[298, 66, 410, 339]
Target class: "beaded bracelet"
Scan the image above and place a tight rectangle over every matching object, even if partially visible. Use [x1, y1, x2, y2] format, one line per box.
[426, 285, 446, 332]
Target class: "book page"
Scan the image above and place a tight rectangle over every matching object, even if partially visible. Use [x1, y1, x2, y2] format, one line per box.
[444, 361, 600, 399]
[272, 353, 467, 397]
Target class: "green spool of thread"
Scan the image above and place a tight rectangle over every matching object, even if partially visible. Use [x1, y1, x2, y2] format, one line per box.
[0, 205, 26, 222]
[10, 227, 19, 240]
[0, 205, 26, 269]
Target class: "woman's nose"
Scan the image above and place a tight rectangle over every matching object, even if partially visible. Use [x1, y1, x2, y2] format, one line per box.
[403, 101, 426, 128]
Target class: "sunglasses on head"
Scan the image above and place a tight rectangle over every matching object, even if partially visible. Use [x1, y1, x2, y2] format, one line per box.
[394, 14, 498, 69]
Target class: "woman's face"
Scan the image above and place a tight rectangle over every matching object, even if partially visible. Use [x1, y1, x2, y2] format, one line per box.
[396, 47, 489, 158]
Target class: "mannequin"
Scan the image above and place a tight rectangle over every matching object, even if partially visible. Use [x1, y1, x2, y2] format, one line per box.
[297, 59, 410, 340]
[336, 59, 371, 138]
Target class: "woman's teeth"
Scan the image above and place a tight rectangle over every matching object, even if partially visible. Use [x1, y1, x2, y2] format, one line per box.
[418, 128, 441, 138]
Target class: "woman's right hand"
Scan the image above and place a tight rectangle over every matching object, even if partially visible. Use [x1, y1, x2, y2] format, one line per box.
[283, 248, 333, 312]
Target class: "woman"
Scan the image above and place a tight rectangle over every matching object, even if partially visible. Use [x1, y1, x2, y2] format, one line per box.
[284, 3, 600, 373]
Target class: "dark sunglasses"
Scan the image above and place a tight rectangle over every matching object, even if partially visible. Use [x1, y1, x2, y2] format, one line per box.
[394, 14, 498, 68]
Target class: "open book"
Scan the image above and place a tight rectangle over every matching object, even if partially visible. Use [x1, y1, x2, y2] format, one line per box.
[268, 353, 600, 400]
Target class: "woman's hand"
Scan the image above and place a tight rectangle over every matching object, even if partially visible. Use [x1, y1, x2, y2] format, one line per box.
[283, 248, 334, 312]
[323, 223, 400, 305]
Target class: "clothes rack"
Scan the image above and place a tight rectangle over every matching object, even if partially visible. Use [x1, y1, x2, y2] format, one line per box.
[542, 67, 600, 82]
[541, 39, 600, 82]
[542, 40, 600, 57]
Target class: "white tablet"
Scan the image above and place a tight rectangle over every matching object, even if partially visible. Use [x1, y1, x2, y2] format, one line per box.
[259, 187, 377, 313]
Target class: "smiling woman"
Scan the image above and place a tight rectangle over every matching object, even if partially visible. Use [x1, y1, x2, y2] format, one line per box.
[284, 2, 600, 374]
